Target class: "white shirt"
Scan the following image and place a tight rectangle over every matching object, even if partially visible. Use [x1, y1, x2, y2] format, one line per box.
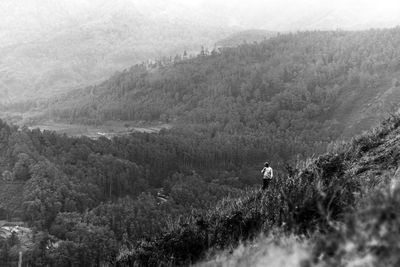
[261, 167, 273, 179]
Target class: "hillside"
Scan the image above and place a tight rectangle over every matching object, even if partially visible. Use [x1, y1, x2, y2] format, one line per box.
[122, 115, 400, 266]
[0, 112, 399, 266]
[0, 0, 235, 102]
[0, 83, 400, 266]
[2, 0, 400, 103]
[44, 29, 400, 134]
[1, 112, 400, 266]
[3, 26, 400, 266]
[6, 29, 399, 167]
[0, 117, 252, 265]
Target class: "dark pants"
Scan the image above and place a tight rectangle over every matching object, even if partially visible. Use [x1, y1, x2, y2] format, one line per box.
[262, 179, 270, 190]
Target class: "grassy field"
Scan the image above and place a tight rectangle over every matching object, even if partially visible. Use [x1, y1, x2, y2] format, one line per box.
[28, 121, 172, 138]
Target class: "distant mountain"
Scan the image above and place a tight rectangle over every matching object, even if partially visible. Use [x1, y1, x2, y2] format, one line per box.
[28, 29, 400, 142]
[2, 0, 400, 103]
[216, 30, 276, 47]
[0, 0, 235, 102]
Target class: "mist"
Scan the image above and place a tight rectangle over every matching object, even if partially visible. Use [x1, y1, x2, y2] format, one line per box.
[1, 0, 400, 41]
[0, 0, 399, 101]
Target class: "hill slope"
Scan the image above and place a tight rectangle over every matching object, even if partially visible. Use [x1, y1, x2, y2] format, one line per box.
[4, 29, 400, 175]
[11, 28, 399, 159]
[46, 29, 400, 133]
[123, 115, 400, 266]
[1, 94, 400, 265]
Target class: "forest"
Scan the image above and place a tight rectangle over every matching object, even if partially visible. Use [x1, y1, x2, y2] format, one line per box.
[43, 28, 400, 133]
[4, 28, 400, 166]
[0, 119, 248, 265]
[1, 28, 400, 266]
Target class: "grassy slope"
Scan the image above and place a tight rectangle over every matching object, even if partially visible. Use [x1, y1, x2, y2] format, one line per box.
[121, 115, 400, 266]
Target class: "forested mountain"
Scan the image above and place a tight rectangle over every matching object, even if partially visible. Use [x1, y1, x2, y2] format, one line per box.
[9, 28, 399, 167]
[43, 28, 400, 133]
[2, 0, 400, 103]
[0, 0, 235, 102]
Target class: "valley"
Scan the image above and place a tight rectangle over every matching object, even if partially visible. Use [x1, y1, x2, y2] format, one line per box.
[1, 1, 400, 265]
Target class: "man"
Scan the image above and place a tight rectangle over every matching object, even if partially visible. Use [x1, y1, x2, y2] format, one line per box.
[261, 162, 273, 190]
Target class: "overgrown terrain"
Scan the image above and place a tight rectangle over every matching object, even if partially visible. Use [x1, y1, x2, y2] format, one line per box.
[122, 115, 400, 266]
[0, 113, 399, 266]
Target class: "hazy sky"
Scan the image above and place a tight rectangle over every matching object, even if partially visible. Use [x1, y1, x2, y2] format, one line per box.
[191, 0, 400, 29]
[1, 0, 400, 44]
[1, 0, 400, 99]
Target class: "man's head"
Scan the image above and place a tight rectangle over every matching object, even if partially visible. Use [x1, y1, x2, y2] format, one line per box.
[264, 162, 269, 167]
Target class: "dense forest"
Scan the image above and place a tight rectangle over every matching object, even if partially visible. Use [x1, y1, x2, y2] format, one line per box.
[0, 119, 249, 266]
[4, 28, 400, 166]
[45, 28, 400, 133]
[2, 111, 400, 266]
[1, 28, 400, 266]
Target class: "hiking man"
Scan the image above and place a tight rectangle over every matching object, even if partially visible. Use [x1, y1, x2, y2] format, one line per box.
[261, 162, 273, 190]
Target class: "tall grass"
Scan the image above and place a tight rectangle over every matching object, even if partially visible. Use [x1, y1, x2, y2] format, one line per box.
[122, 153, 359, 266]
[120, 115, 400, 266]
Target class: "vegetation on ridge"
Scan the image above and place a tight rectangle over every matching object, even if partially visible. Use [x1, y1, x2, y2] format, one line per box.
[119, 115, 400, 266]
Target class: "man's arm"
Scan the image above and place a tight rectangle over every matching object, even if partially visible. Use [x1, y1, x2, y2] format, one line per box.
[271, 168, 273, 178]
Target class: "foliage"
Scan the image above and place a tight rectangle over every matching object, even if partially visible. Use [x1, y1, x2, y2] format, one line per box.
[123, 153, 358, 265]
[1, 29, 400, 266]
[0, 118, 240, 266]
[120, 115, 400, 266]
